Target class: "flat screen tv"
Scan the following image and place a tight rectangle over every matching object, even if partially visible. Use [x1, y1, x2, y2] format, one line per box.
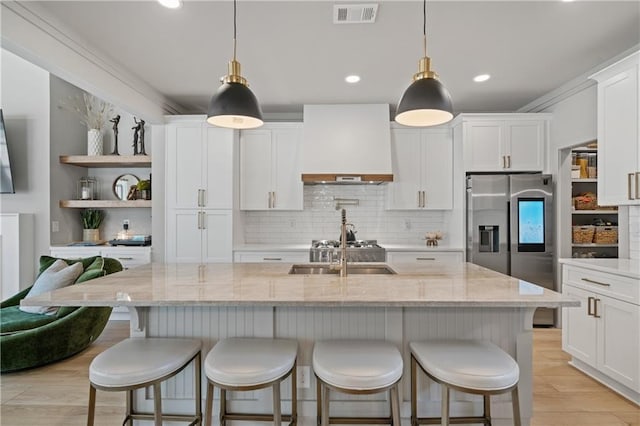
[0, 109, 15, 194]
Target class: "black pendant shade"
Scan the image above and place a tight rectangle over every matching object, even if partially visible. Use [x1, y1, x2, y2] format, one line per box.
[395, 77, 453, 127]
[207, 82, 264, 129]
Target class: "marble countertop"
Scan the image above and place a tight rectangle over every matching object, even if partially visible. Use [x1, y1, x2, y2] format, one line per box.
[22, 262, 578, 309]
[381, 244, 464, 252]
[559, 258, 640, 279]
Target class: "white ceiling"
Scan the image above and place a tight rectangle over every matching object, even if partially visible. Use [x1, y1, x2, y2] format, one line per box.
[32, 1, 640, 116]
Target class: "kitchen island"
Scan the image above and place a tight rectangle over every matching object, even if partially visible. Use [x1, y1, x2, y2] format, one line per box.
[23, 261, 578, 426]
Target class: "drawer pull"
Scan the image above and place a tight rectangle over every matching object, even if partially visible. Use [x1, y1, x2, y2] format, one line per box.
[117, 257, 134, 260]
[416, 257, 436, 261]
[263, 257, 282, 261]
[587, 296, 595, 316]
[594, 298, 601, 318]
[581, 278, 611, 287]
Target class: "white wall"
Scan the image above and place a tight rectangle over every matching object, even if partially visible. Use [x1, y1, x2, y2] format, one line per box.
[0, 49, 50, 267]
[242, 185, 453, 246]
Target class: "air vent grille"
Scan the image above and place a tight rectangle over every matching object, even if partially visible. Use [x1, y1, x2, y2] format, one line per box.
[333, 4, 378, 24]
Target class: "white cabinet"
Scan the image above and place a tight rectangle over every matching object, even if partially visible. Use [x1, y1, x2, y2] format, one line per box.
[49, 246, 151, 270]
[166, 119, 233, 210]
[165, 116, 235, 263]
[167, 210, 232, 263]
[562, 263, 640, 401]
[387, 128, 453, 210]
[386, 250, 464, 264]
[591, 51, 640, 205]
[240, 123, 303, 210]
[233, 250, 309, 263]
[454, 114, 548, 172]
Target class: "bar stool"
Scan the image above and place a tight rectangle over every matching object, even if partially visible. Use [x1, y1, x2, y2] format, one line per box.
[410, 339, 521, 426]
[312, 340, 403, 426]
[204, 337, 298, 426]
[87, 337, 202, 426]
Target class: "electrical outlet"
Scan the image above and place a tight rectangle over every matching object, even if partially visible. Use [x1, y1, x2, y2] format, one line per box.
[51, 221, 59, 233]
[297, 366, 310, 389]
[123, 219, 130, 227]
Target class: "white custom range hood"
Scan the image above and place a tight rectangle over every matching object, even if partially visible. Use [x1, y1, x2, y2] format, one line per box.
[301, 104, 393, 184]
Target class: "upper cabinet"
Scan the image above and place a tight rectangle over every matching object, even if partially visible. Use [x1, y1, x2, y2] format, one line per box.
[240, 123, 303, 211]
[166, 119, 234, 210]
[453, 114, 549, 172]
[387, 127, 453, 210]
[590, 51, 640, 206]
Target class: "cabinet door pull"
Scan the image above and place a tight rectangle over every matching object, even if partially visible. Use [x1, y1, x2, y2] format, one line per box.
[416, 257, 436, 261]
[263, 257, 282, 261]
[629, 173, 635, 200]
[636, 172, 640, 199]
[422, 191, 427, 207]
[507, 155, 512, 169]
[197, 189, 204, 207]
[587, 296, 595, 316]
[593, 298, 601, 318]
[581, 278, 611, 287]
[272, 191, 276, 209]
[502, 156, 506, 169]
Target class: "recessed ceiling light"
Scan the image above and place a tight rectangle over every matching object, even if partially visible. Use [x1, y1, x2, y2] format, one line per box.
[561, 0, 575, 2]
[473, 74, 491, 83]
[158, 0, 182, 9]
[345, 75, 361, 84]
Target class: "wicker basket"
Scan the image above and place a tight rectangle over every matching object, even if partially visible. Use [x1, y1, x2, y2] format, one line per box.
[593, 226, 618, 244]
[572, 226, 595, 244]
[574, 193, 597, 210]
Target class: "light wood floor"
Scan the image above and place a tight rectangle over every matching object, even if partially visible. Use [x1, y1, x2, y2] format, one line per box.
[1, 322, 638, 425]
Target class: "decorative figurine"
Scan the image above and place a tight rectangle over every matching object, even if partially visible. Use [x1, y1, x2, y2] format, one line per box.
[109, 115, 121, 155]
[136, 118, 147, 156]
[132, 118, 140, 155]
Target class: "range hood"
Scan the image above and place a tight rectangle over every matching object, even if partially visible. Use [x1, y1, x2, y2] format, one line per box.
[302, 104, 393, 184]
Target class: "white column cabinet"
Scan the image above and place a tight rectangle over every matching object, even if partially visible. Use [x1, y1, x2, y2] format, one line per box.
[562, 263, 640, 402]
[590, 51, 640, 205]
[240, 123, 303, 211]
[165, 116, 234, 263]
[454, 114, 548, 172]
[387, 127, 453, 210]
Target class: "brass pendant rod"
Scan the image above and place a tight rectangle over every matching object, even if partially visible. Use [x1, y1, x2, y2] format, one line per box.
[423, 0, 427, 57]
[233, 0, 237, 61]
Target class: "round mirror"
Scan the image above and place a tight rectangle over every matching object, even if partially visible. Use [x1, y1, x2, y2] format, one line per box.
[113, 174, 139, 200]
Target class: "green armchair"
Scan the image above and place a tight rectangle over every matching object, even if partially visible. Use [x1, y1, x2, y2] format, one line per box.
[1, 255, 123, 373]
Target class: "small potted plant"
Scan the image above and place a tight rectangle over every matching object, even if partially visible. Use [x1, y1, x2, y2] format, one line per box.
[136, 179, 151, 200]
[81, 209, 105, 242]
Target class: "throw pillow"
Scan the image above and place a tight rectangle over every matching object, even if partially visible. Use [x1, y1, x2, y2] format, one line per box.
[19, 259, 83, 315]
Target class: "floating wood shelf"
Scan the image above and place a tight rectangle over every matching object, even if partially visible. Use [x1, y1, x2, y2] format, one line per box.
[571, 243, 618, 248]
[59, 200, 152, 208]
[571, 178, 598, 183]
[572, 210, 618, 214]
[59, 155, 151, 168]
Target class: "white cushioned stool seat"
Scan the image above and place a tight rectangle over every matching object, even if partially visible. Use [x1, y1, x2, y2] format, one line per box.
[204, 337, 297, 387]
[313, 339, 403, 426]
[87, 337, 202, 426]
[410, 339, 521, 426]
[204, 337, 298, 426]
[313, 340, 403, 391]
[410, 339, 519, 391]
[90, 337, 202, 388]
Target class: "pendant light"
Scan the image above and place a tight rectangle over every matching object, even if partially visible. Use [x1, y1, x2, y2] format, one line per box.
[395, 0, 453, 127]
[207, 0, 263, 129]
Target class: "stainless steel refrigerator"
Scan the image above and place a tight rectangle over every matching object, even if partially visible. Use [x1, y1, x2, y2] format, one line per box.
[466, 174, 555, 326]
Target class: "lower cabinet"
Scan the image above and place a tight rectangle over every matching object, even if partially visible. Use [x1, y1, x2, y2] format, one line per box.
[386, 250, 464, 264]
[167, 210, 232, 263]
[233, 251, 309, 263]
[562, 263, 640, 401]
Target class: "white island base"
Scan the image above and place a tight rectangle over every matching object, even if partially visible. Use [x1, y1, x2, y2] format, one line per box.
[128, 305, 536, 426]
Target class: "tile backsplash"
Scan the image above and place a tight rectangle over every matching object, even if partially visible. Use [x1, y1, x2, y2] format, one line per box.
[630, 206, 640, 260]
[243, 185, 452, 245]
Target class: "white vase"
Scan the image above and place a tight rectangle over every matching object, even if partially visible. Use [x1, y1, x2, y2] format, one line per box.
[87, 129, 103, 156]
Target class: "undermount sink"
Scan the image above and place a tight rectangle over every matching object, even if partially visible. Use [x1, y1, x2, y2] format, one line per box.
[288, 264, 397, 275]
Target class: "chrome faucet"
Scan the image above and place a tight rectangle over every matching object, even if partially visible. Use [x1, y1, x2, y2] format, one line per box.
[331, 209, 350, 277]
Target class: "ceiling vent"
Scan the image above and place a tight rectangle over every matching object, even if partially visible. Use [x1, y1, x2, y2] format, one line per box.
[333, 4, 378, 24]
